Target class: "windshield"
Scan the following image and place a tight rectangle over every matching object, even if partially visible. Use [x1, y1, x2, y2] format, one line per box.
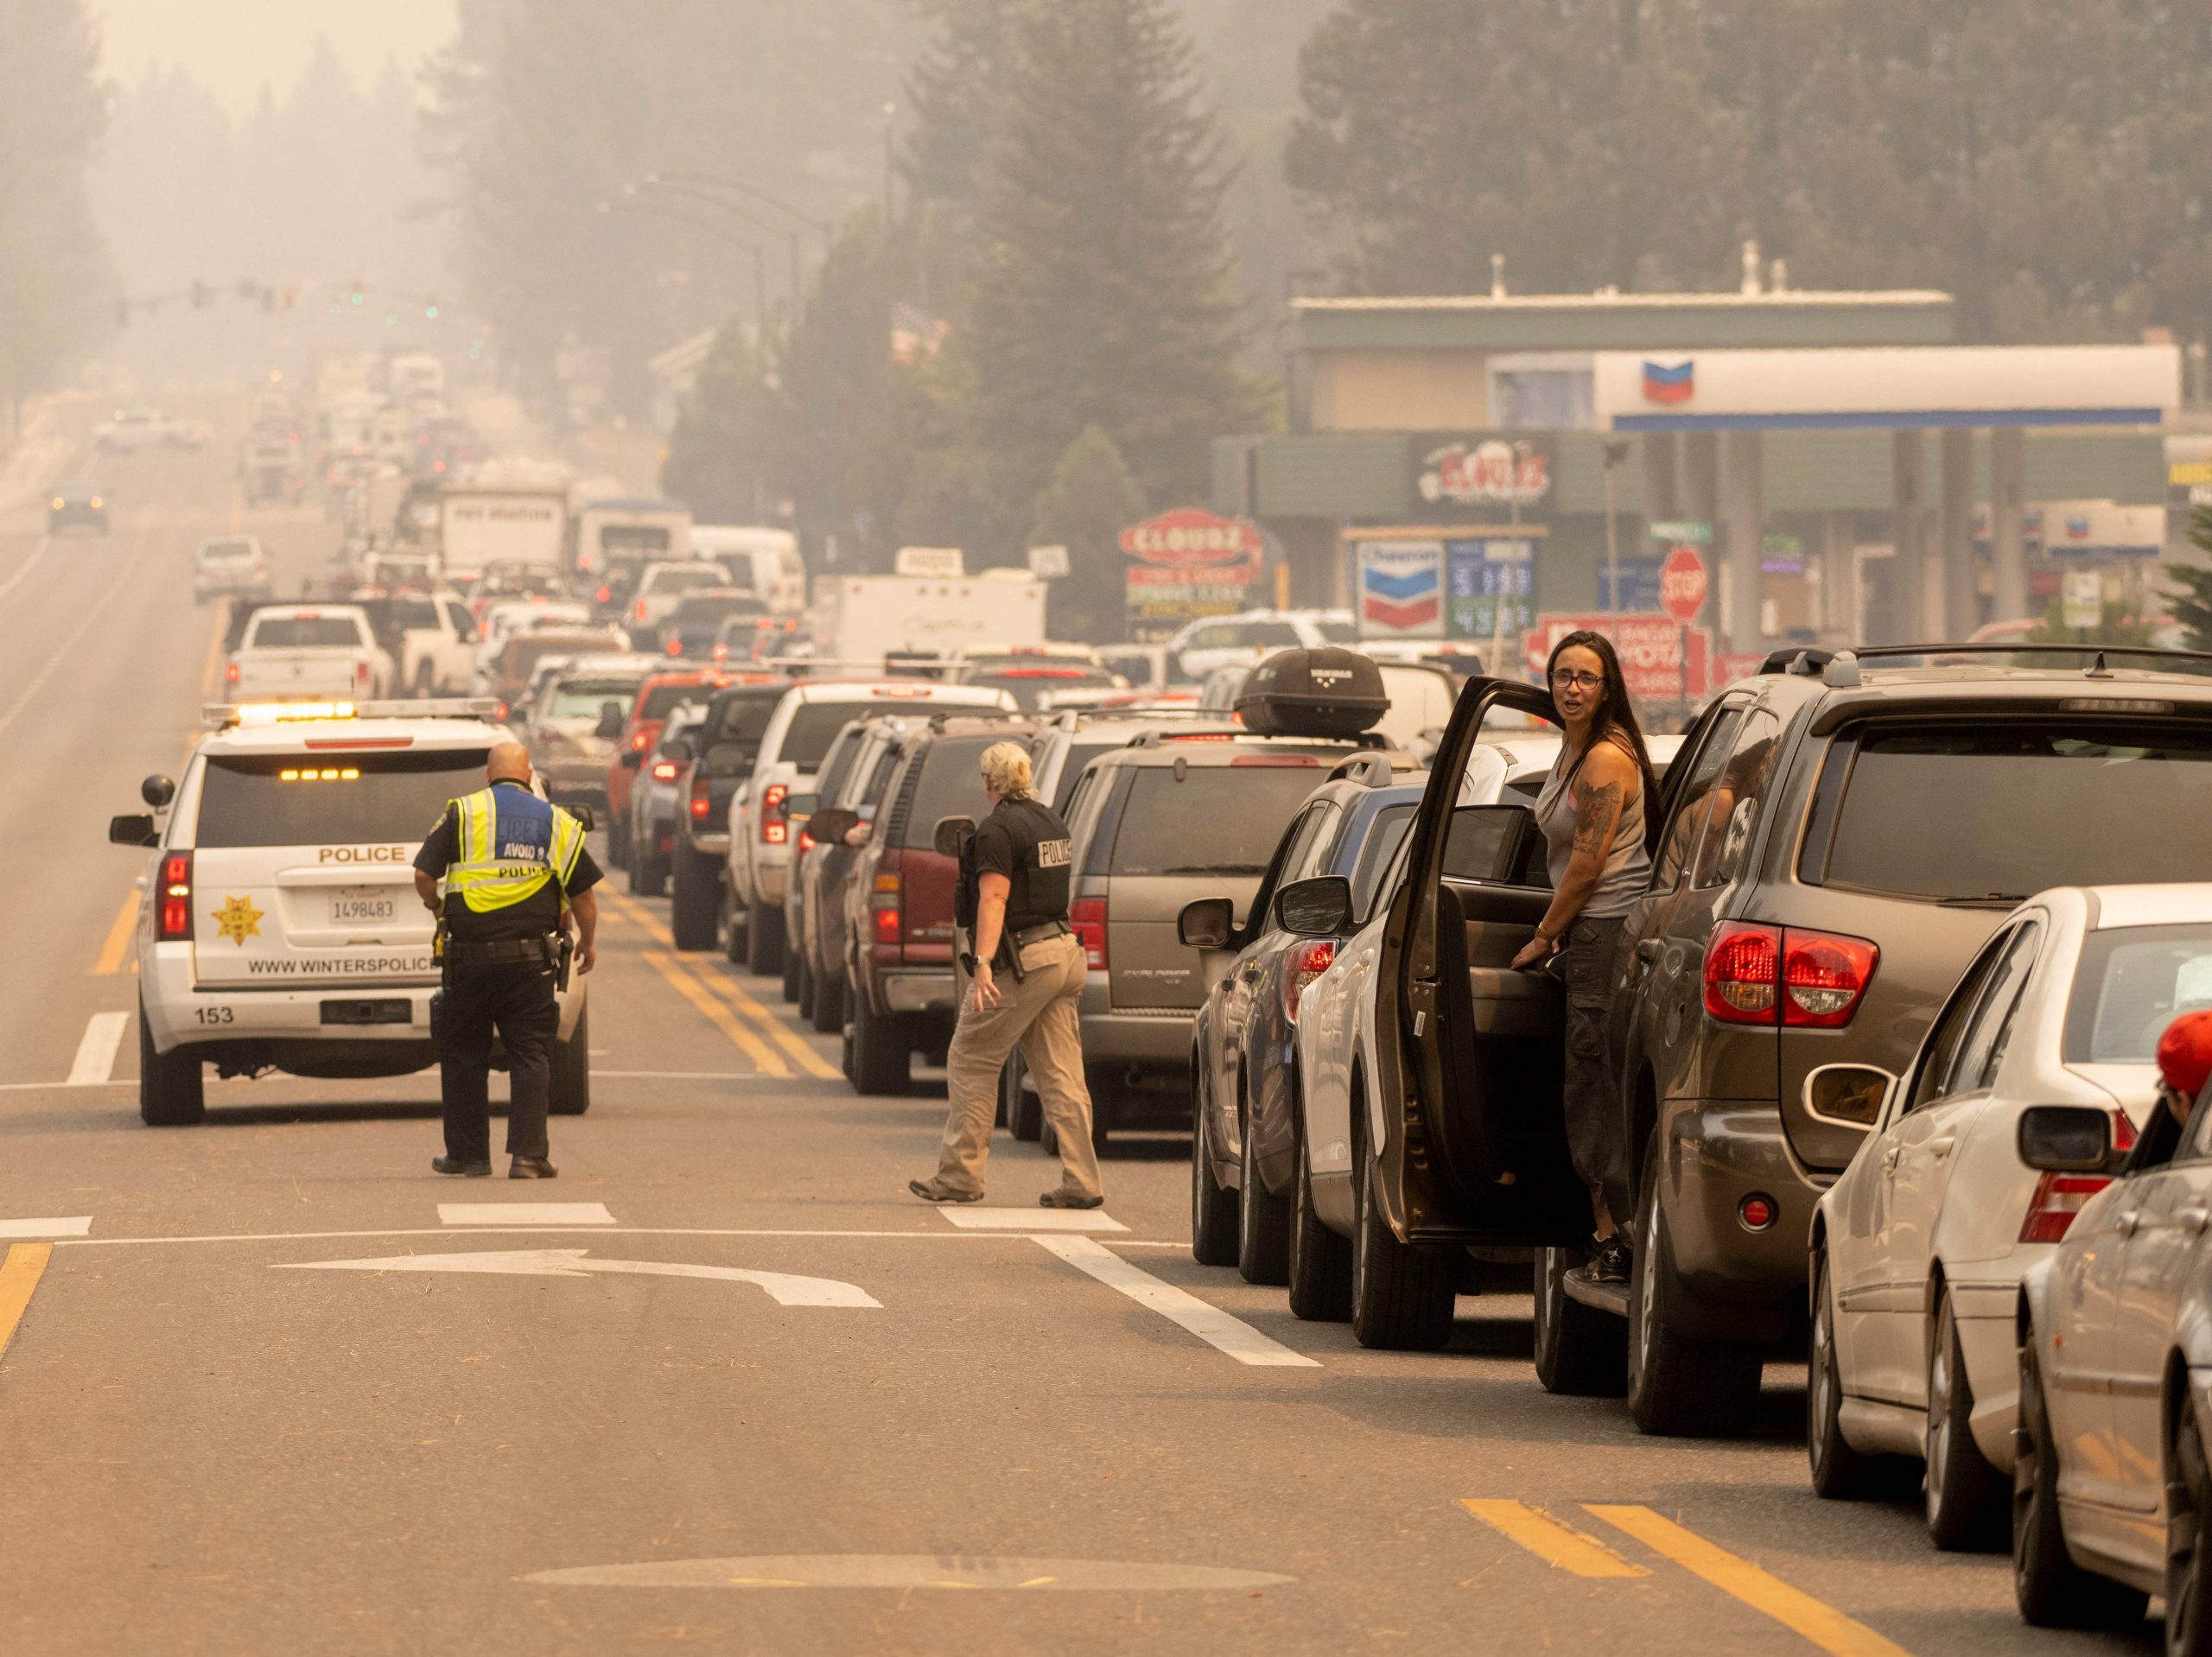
[197, 751, 488, 848]
[601, 525, 671, 554]
[546, 681, 639, 719]
[672, 595, 761, 625]
[247, 616, 363, 649]
[2064, 924, 2212, 1064]
[1820, 721, 2212, 901]
[1317, 619, 1360, 644]
[644, 567, 719, 594]
[1109, 766, 1324, 875]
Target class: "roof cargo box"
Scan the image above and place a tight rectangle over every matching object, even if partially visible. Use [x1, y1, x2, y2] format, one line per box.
[1236, 647, 1388, 738]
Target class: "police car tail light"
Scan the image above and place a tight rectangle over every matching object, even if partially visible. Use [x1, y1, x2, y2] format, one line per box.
[1071, 897, 1109, 972]
[870, 870, 900, 944]
[157, 852, 194, 941]
[1703, 922, 1781, 1023]
[1285, 940, 1336, 1018]
[1782, 930, 1878, 1027]
[760, 784, 789, 845]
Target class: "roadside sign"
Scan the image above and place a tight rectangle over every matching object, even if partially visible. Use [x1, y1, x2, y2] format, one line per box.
[1355, 539, 1445, 638]
[1445, 536, 1535, 638]
[1659, 546, 1708, 623]
[1525, 613, 1711, 702]
[1646, 519, 1712, 544]
[1599, 556, 1663, 613]
[2062, 570, 2103, 630]
[894, 546, 964, 579]
[1026, 544, 1070, 580]
[1122, 509, 1263, 640]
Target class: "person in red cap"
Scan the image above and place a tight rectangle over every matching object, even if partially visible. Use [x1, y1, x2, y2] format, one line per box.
[2136, 1008, 2212, 1169]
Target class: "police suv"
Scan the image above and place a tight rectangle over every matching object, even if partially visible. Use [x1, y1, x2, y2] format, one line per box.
[109, 700, 590, 1126]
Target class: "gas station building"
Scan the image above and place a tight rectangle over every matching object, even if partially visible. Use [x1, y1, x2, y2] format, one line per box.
[1211, 288, 2185, 655]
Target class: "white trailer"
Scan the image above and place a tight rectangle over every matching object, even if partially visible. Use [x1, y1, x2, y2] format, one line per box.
[437, 483, 569, 575]
[811, 570, 1048, 663]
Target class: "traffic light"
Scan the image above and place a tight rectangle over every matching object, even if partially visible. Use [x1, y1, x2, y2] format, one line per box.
[349, 279, 365, 307]
[423, 294, 439, 321]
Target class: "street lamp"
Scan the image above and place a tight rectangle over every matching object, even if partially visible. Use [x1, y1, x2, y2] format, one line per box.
[597, 197, 769, 340]
[629, 175, 812, 321]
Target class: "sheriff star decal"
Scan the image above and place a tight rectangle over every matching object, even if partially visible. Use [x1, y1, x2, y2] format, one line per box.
[213, 894, 264, 946]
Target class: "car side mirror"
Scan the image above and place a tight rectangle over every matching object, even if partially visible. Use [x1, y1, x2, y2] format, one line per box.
[932, 814, 976, 859]
[1802, 1063, 1892, 1131]
[2018, 1105, 2117, 1174]
[1275, 874, 1354, 937]
[567, 804, 594, 834]
[660, 737, 695, 763]
[141, 774, 175, 809]
[1178, 897, 1236, 950]
[594, 702, 624, 740]
[109, 813, 159, 848]
[619, 749, 644, 771]
[808, 807, 861, 845]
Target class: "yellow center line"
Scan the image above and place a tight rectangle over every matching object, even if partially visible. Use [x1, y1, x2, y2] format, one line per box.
[603, 892, 841, 1079]
[92, 890, 140, 975]
[1460, 1500, 1649, 1579]
[1585, 1506, 1912, 1657]
[0, 1244, 54, 1363]
[641, 950, 789, 1077]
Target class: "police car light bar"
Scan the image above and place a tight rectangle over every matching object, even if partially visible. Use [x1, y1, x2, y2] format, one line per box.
[203, 698, 505, 728]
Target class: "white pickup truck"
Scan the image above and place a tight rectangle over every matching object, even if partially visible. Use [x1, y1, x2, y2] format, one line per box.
[225, 606, 394, 701]
[359, 593, 479, 695]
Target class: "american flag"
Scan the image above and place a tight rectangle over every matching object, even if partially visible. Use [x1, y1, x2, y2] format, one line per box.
[890, 302, 950, 365]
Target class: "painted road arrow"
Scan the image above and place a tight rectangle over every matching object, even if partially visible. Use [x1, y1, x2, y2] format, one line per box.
[276, 1249, 879, 1307]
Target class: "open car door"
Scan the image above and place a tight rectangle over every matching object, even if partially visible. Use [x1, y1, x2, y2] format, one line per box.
[1370, 677, 1594, 1248]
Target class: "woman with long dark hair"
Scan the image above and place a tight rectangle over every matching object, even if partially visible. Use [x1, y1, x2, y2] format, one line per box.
[1510, 630, 1658, 1282]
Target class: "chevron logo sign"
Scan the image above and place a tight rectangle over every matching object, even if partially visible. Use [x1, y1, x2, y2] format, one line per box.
[1642, 360, 1695, 404]
[1358, 541, 1443, 636]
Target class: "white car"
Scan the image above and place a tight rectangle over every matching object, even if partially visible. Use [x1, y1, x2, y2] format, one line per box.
[378, 590, 480, 696]
[474, 600, 594, 682]
[692, 524, 806, 614]
[720, 680, 1018, 975]
[226, 605, 393, 701]
[95, 407, 205, 452]
[628, 562, 731, 634]
[1168, 609, 1358, 680]
[1808, 885, 2200, 1547]
[108, 700, 589, 1126]
[192, 536, 272, 606]
[522, 653, 664, 805]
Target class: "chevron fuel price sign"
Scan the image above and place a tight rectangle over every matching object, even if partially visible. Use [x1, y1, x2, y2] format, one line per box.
[1357, 539, 1445, 638]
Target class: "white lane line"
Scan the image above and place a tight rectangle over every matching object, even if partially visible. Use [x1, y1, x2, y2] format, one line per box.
[280, 1248, 880, 1307]
[438, 1202, 614, 1227]
[938, 1207, 1128, 1233]
[523, 1553, 1294, 1590]
[52, 1225, 1191, 1249]
[1032, 1235, 1320, 1368]
[0, 534, 52, 604]
[65, 1013, 130, 1086]
[0, 1217, 92, 1240]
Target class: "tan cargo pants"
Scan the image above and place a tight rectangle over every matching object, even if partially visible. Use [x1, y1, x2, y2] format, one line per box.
[933, 931, 1103, 1201]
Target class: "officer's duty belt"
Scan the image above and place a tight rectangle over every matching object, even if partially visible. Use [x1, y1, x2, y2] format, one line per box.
[447, 936, 555, 968]
[1010, 920, 1071, 949]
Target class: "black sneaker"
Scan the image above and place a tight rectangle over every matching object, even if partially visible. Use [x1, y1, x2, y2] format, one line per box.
[432, 1156, 493, 1177]
[1589, 1236, 1631, 1285]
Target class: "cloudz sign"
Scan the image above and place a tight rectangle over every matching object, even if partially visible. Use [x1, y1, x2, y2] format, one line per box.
[1414, 434, 1554, 518]
[1119, 509, 1264, 568]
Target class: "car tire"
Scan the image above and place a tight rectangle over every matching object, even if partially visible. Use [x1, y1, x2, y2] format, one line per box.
[1926, 1285, 2009, 1550]
[849, 991, 910, 1095]
[746, 898, 784, 977]
[811, 960, 846, 1036]
[1190, 1063, 1239, 1267]
[669, 841, 720, 951]
[1349, 1105, 1456, 1351]
[1808, 1245, 1878, 1498]
[629, 845, 666, 898]
[548, 1006, 590, 1115]
[1005, 1047, 1041, 1141]
[137, 999, 205, 1127]
[1287, 1121, 1351, 1322]
[2168, 1403, 2212, 1656]
[1236, 1083, 1291, 1286]
[2015, 1326, 2149, 1627]
[780, 917, 803, 1002]
[607, 814, 630, 872]
[1626, 1144, 1763, 1437]
[1533, 1246, 1627, 1397]
[796, 949, 817, 1021]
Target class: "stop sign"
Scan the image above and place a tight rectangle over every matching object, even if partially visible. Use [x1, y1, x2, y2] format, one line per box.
[1659, 545, 1708, 623]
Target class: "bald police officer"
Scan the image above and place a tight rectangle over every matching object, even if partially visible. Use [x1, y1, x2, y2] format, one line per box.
[909, 740, 1103, 1209]
[412, 740, 601, 1178]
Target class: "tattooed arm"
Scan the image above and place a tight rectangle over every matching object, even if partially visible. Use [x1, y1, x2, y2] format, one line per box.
[1511, 742, 1637, 968]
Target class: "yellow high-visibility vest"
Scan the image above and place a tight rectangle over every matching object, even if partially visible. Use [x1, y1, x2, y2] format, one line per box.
[442, 785, 585, 914]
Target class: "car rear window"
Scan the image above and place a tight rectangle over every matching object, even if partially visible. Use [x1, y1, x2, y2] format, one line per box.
[1051, 741, 1118, 812]
[200, 540, 255, 562]
[644, 567, 718, 594]
[1818, 721, 2212, 900]
[780, 703, 868, 769]
[2064, 924, 2212, 1063]
[247, 616, 363, 649]
[546, 680, 639, 719]
[602, 526, 672, 556]
[707, 690, 791, 745]
[899, 737, 997, 848]
[671, 594, 760, 625]
[641, 682, 715, 720]
[1109, 766, 1324, 876]
[196, 751, 488, 848]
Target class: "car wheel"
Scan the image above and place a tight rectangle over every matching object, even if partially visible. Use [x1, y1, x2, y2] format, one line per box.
[607, 814, 630, 871]
[548, 1006, 591, 1115]
[1926, 1285, 2009, 1550]
[796, 949, 817, 1021]
[1808, 1245, 1878, 1498]
[1625, 1140, 1763, 1436]
[1348, 1103, 1456, 1350]
[1189, 1064, 1238, 1267]
[811, 959, 846, 1035]
[722, 888, 747, 963]
[1533, 1246, 1627, 1397]
[1005, 1046, 1041, 1141]
[780, 917, 804, 1001]
[746, 898, 784, 977]
[2015, 1325, 2148, 1627]
[668, 841, 721, 951]
[628, 841, 664, 898]
[849, 991, 910, 1095]
[2168, 1402, 2212, 1655]
[137, 997, 205, 1127]
[1236, 1080, 1291, 1286]
[1287, 1121, 1351, 1322]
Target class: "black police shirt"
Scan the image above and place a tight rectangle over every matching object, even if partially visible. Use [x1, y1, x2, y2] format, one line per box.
[413, 782, 604, 943]
[971, 795, 1074, 932]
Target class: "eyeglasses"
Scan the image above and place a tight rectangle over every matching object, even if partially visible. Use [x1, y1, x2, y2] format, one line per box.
[1549, 670, 1604, 691]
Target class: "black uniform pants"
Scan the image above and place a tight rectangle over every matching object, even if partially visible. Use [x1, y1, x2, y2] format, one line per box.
[439, 961, 559, 1161]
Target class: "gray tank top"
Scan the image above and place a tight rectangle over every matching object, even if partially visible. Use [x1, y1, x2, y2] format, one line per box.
[1533, 733, 1652, 919]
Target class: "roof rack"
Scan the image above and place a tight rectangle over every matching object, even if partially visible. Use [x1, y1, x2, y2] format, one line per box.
[1124, 728, 1386, 750]
[1325, 751, 1411, 786]
[203, 698, 503, 729]
[1758, 641, 2212, 680]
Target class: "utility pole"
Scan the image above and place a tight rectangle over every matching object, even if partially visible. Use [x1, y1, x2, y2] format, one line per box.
[1601, 440, 1630, 610]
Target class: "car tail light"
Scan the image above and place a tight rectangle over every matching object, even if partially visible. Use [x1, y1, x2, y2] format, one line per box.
[1071, 897, 1108, 972]
[1704, 922, 1781, 1023]
[665, 638, 683, 657]
[157, 852, 194, 941]
[1284, 940, 1336, 1018]
[634, 599, 648, 622]
[760, 783, 788, 845]
[651, 760, 679, 782]
[355, 659, 371, 683]
[595, 584, 611, 604]
[798, 827, 817, 853]
[630, 729, 651, 751]
[689, 773, 711, 822]
[870, 868, 901, 944]
[2020, 1171, 2113, 1243]
[1231, 754, 1320, 767]
[225, 661, 239, 684]
[713, 642, 729, 662]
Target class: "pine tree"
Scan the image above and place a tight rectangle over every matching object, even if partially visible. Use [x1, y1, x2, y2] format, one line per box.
[962, 0, 1256, 547]
[1031, 424, 1147, 641]
[660, 318, 780, 524]
[2166, 509, 2212, 653]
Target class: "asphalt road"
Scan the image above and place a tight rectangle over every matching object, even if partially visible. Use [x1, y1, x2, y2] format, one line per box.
[0, 404, 2158, 1654]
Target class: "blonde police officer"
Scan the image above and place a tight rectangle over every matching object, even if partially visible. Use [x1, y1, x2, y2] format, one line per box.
[412, 740, 601, 1178]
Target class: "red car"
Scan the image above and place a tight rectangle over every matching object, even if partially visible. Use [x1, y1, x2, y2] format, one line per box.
[605, 669, 759, 869]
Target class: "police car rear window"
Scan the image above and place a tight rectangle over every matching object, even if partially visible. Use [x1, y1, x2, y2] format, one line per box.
[195, 752, 489, 849]
[1109, 768, 1324, 876]
[900, 737, 997, 848]
[248, 616, 364, 649]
